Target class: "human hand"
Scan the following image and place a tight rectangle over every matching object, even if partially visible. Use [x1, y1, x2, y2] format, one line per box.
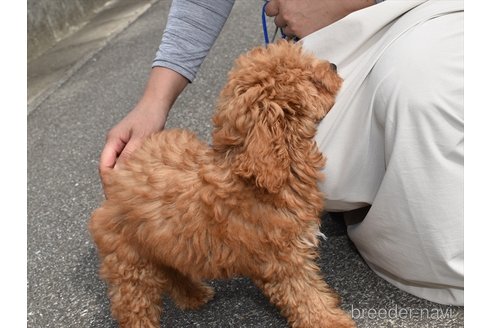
[265, 0, 375, 39]
[98, 67, 188, 178]
[99, 102, 167, 174]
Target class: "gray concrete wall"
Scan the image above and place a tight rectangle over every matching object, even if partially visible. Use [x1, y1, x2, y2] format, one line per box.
[28, 0, 109, 61]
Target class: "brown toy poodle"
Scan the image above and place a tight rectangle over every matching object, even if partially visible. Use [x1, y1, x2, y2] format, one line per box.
[89, 40, 354, 328]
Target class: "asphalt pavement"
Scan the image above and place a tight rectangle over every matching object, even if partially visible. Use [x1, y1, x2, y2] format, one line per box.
[27, 1, 464, 327]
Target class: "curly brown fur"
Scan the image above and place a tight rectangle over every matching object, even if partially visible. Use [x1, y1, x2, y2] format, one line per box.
[89, 40, 354, 328]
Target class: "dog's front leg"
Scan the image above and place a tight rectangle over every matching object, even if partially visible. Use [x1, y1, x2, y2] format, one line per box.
[254, 261, 355, 328]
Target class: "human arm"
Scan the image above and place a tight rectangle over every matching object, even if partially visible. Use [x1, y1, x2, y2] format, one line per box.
[264, 0, 379, 39]
[99, 67, 187, 173]
[153, 0, 236, 81]
[99, 0, 235, 175]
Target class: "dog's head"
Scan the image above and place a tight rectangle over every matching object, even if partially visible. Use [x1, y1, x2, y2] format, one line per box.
[212, 40, 342, 193]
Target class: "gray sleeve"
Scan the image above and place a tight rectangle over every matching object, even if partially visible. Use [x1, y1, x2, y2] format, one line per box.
[152, 0, 236, 82]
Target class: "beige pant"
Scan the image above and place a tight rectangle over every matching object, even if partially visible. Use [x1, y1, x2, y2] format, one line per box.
[302, 0, 464, 305]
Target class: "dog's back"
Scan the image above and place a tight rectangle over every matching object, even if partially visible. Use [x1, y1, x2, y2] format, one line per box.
[103, 128, 209, 196]
[90, 129, 212, 256]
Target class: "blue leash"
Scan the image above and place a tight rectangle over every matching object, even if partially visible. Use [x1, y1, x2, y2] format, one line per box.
[261, 1, 271, 44]
[262, 1, 287, 45]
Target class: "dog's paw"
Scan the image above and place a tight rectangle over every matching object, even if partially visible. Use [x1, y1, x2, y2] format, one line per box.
[326, 310, 357, 328]
[173, 283, 215, 310]
[295, 310, 356, 328]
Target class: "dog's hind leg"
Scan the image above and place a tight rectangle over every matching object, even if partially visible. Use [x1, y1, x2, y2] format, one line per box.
[99, 248, 167, 328]
[90, 206, 167, 327]
[160, 266, 215, 310]
[254, 261, 355, 328]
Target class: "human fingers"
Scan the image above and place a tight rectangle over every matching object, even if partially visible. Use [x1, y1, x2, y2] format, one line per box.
[113, 137, 144, 170]
[264, 0, 279, 17]
[265, 0, 295, 38]
[99, 134, 126, 174]
[274, 14, 288, 31]
[280, 25, 295, 38]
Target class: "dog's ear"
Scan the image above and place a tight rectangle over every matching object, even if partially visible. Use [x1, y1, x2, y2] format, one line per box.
[232, 104, 290, 194]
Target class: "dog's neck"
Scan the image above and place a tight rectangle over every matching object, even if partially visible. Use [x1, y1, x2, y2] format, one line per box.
[210, 121, 325, 218]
